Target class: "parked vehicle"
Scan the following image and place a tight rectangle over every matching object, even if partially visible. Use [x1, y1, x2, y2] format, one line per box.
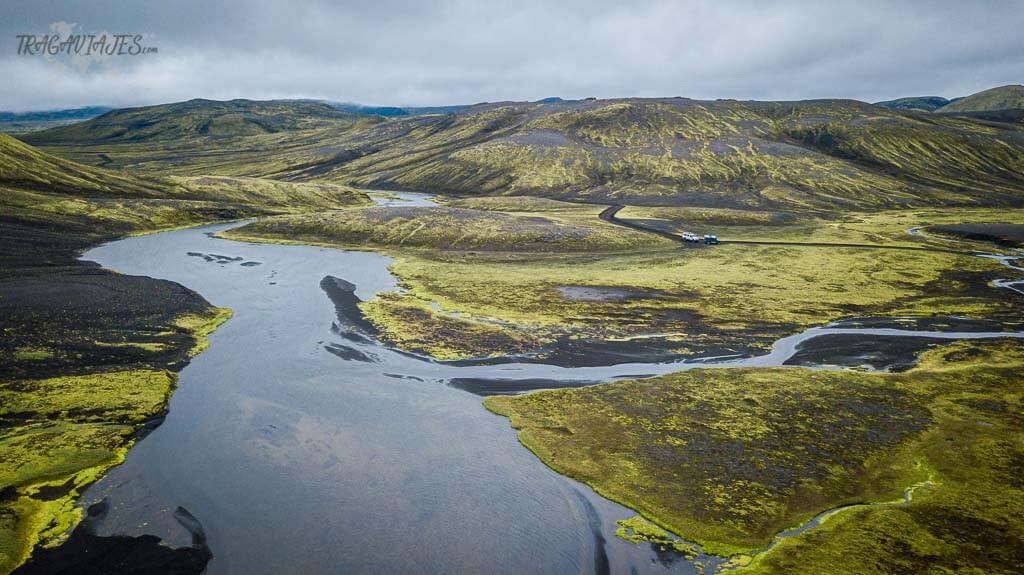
[681, 232, 700, 242]
[703, 234, 720, 245]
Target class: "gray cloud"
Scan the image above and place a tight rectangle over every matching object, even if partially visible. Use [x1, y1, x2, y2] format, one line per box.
[1, 0, 1022, 111]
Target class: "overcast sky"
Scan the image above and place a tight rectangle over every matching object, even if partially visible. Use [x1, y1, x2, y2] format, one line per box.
[2, 0, 1022, 112]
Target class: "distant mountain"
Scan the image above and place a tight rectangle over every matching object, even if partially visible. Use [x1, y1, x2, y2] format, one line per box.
[874, 96, 957, 112]
[937, 85, 1024, 113]
[0, 106, 113, 122]
[0, 106, 113, 135]
[23, 99, 372, 145]
[327, 102, 468, 116]
[535, 97, 565, 104]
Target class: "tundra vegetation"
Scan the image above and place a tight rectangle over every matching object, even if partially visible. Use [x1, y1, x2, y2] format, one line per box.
[485, 339, 1024, 573]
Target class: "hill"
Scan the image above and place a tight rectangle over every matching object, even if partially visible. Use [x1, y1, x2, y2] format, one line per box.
[23, 95, 1024, 214]
[937, 85, 1024, 113]
[0, 132, 368, 272]
[327, 102, 469, 116]
[22, 99, 374, 145]
[873, 96, 955, 112]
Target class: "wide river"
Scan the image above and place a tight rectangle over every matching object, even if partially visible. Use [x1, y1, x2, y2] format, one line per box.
[78, 192, 1024, 574]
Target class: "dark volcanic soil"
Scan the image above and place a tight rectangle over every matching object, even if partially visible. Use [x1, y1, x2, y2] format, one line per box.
[12, 501, 212, 575]
[927, 223, 1024, 248]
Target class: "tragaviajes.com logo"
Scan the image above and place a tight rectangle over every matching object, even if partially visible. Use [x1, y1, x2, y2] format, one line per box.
[15, 22, 157, 72]
[17, 33, 157, 56]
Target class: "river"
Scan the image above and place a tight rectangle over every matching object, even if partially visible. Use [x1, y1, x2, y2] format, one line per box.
[74, 191, 1023, 574]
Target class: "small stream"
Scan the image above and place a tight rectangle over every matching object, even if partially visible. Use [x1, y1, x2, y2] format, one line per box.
[71, 191, 1023, 574]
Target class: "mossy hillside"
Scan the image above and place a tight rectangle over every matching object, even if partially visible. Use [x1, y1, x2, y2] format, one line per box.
[0, 308, 230, 575]
[223, 205, 668, 253]
[782, 113, 1024, 200]
[874, 96, 955, 112]
[22, 99, 370, 145]
[484, 339, 1024, 567]
[27, 97, 1024, 214]
[351, 107, 928, 211]
[936, 84, 1024, 113]
[165, 176, 369, 210]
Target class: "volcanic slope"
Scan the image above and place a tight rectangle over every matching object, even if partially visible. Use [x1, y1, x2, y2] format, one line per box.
[26, 96, 1024, 213]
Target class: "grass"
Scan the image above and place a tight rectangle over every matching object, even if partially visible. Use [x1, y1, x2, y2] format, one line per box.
[484, 339, 1024, 572]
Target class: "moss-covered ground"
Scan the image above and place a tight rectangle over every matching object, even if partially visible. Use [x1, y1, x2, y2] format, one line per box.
[0, 308, 229, 574]
[485, 339, 1024, 573]
[364, 240, 1017, 360]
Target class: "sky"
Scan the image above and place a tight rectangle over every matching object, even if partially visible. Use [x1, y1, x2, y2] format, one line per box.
[1, 0, 1022, 112]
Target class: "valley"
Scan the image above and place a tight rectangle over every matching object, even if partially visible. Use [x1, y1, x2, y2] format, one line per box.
[2, 88, 1023, 574]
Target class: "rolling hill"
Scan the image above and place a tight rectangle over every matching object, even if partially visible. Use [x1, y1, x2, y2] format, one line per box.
[937, 85, 1024, 113]
[23, 99, 376, 145]
[0, 132, 368, 273]
[23, 94, 1024, 214]
[873, 96, 955, 112]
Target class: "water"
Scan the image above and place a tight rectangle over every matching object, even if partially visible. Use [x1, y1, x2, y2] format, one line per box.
[363, 190, 439, 207]
[75, 195, 1024, 574]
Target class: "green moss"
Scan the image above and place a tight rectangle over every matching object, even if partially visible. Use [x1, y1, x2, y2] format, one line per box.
[368, 235, 1015, 360]
[0, 422, 133, 573]
[614, 515, 697, 557]
[0, 306, 232, 573]
[359, 292, 538, 360]
[173, 307, 233, 357]
[0, 371, 175, 423]
[11, 348, 53, 361]
[485, 339, 1024, 567]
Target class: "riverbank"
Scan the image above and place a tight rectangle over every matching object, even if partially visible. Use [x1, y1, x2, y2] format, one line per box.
[0, 133, 373, 574]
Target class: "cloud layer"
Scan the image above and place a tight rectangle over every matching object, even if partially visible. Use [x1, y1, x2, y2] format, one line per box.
[2, 0, 1022, 111]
